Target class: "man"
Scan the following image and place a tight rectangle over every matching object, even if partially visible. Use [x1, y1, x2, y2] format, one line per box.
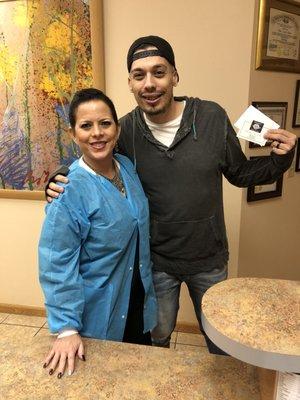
[47, 36, 296, 352]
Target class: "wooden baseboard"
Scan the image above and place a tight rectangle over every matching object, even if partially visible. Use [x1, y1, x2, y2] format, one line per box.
[0, 304, 199, 334]
[0, 303, 46, 317]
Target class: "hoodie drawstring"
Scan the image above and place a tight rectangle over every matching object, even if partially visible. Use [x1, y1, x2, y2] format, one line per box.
[192, 107, 198, 140]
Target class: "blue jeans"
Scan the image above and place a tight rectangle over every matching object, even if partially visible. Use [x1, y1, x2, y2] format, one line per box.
[151, 265, 228, 354]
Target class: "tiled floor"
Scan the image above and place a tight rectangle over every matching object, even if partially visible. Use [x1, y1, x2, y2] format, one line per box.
[0, 312, 47, 338]
[0, 313, 208, 351]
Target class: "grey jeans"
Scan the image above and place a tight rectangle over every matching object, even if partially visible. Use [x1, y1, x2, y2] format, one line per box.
[151, 264, 228, 354]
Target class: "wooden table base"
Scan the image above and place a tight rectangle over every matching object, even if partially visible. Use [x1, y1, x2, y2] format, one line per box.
[258, 368, 277, 400]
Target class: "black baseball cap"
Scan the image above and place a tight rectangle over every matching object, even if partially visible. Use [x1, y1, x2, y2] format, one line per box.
[127, 35, 176, 72]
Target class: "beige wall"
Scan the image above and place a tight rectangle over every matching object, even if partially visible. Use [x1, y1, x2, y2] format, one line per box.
[0, 199, 45, 306]
[3, 1, 295, 326]
[238, 0, 300, 281]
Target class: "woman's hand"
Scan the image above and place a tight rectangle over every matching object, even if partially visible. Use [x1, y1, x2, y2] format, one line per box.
[43, 334, 85, 378]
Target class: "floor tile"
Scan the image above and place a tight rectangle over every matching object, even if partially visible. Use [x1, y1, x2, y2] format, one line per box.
[0, 324, 40, 340]
[35, 328, 52, 338]
[175, 343, 208, 353]
[0, 313, 9, 323]
[176, 332, 207, 347]
[3, 314, 46, 328]
[170, 331, 177, 344]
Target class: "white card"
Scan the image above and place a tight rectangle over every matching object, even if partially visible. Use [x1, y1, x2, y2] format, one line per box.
[234, 105, 279, 146]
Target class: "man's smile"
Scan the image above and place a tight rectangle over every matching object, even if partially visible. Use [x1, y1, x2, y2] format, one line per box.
[141, 93, 163, 105]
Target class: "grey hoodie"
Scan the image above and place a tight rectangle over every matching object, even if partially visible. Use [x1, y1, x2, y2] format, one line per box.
[118, 97, 294, 274]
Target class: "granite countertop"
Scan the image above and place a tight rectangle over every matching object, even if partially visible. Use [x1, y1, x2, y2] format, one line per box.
[0, 325, 261, 400]
[201, 277, 300, 372]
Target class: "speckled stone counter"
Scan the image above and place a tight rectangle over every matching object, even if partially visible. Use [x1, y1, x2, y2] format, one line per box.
[0, 325, 261, 400]
[201, 277, 300, 372]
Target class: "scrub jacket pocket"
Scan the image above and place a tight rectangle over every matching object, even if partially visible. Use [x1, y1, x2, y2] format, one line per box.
[81, 283, 113, 339]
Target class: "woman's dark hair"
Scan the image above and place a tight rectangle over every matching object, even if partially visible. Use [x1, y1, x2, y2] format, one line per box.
[69, 88, 119, 129]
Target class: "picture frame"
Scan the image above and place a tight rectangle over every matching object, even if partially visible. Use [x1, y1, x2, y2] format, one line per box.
[247, 156, 284, 202]
[292, 80, 300, 127]
[0, 0, 104, 200]
[256, 0, 300, 73]
[249, 101, 288, 148]
[295, 138, 300, 172]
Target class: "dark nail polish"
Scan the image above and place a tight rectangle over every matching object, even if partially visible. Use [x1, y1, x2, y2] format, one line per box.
[82, 355, 86, 361]
[57, 372, 63, 379]
[49, 369, 54, 375]
[43, 363, 47, 368]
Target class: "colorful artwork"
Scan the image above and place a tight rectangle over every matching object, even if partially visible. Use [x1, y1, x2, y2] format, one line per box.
[0, 0, 93, 196]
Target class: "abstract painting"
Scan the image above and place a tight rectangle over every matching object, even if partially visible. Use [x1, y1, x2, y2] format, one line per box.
[0, 0, 93, 198]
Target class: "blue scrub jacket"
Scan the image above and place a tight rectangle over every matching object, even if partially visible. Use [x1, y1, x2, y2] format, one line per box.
[39, 154, 157, 341]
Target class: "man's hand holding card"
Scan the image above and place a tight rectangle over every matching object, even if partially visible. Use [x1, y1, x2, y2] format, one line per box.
[234, 105, 297, 154]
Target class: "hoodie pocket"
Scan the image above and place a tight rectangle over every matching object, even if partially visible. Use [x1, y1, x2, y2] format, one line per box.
[150, 216, 223, 261]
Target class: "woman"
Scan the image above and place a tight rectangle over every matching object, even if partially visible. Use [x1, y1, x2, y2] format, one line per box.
[39, 88, 157, 379]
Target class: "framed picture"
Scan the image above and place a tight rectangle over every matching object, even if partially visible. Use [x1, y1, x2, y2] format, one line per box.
[295, 139, 300, 172]
[292, 80, 300, 127]
[247, 156, 283, 202]
[256, 0, 300, 73]
[249, 101, 288, 148]
[0, 0, 104, 200]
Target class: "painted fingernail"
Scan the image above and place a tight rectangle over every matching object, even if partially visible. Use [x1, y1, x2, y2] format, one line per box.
[43, 363, 48, 368]
[49, 369, 54, 375]
[57, 372, 63, 379]
[82, 355, 86, 361]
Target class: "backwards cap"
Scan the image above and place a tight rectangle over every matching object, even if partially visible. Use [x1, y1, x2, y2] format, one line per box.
[127, 35, 176, 72]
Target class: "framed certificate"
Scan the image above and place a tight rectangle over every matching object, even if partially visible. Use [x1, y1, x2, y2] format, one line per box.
[295, 139, 300, 172]
[247, 157, 284, 201]
[292, 80, 300, 127]
[256, 0, 300, 73]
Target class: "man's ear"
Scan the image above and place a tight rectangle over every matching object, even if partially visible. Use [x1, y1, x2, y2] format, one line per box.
[173, 70, 179, 87]
[128, 76, 133, 92]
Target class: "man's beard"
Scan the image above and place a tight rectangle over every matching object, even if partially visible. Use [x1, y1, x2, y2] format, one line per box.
[140, 95, 172, 117]
[143, 106, 166, 116]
